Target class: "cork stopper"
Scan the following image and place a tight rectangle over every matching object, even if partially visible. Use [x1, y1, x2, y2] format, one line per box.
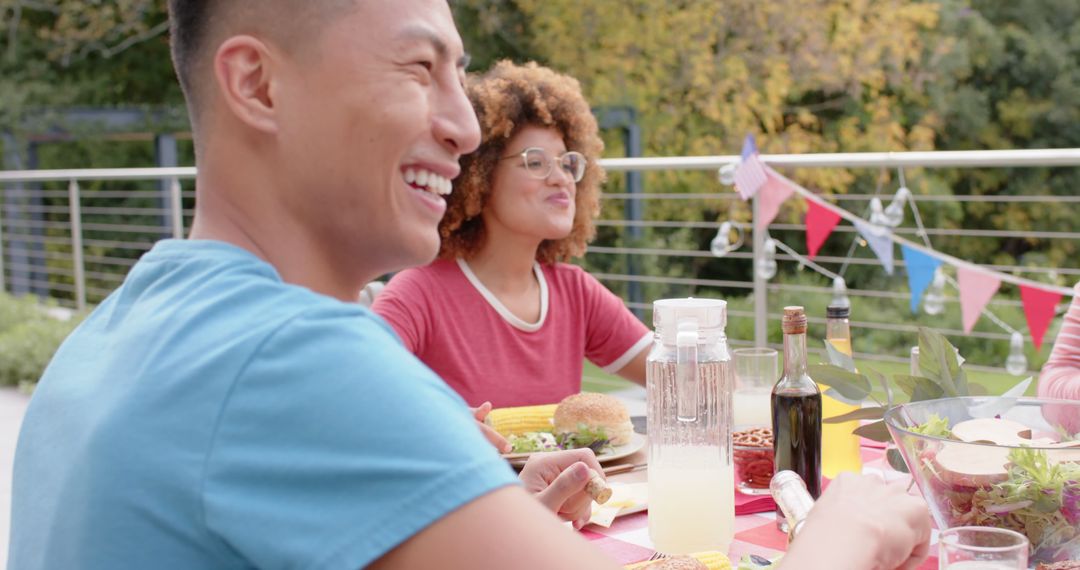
[782, 306, 807, 334]
[586, 469, 612, 504]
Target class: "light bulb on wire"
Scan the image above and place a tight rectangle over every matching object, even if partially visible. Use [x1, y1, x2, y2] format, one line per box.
[923, 268, 946, 316]
[718, 163, 737, 186]
[831, 276, 851, 309]
[882, 186, 911, 228]
[1005, 332, 1028, 376]
[755, 238, 778, 280]
[869, 197, 887, 226]
[710, 221, 740, 257]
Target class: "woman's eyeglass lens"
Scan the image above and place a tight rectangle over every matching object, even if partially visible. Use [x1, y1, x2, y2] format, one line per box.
[512, 148, 587, 183]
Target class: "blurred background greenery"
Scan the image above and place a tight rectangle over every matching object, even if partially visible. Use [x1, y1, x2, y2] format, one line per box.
[0, 0, 1077, 381]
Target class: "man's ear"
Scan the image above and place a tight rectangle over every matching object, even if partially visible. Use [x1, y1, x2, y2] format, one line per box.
[213, 35, 280, 134]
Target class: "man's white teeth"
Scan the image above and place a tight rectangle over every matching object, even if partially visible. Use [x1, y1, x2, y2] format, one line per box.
[404, 167, 451, 195]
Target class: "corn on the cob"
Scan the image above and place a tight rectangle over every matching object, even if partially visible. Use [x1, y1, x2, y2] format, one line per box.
[623, 551, 731, 570]
[483, 404, 557, 436]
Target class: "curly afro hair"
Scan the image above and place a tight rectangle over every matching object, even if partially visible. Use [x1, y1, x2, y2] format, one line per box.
[438, 60, 605, 264]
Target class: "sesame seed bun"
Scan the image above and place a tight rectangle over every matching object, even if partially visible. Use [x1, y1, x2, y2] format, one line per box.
[553, 392, 633, 446]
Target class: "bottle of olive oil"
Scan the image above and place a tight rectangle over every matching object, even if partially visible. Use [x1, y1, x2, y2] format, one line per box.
[821, 305, 863, 478]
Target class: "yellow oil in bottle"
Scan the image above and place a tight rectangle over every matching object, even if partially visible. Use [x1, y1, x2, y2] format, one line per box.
[819, 309, 863, 479]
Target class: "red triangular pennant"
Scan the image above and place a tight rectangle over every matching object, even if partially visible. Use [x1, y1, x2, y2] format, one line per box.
[1020, 284, 1063, 351]
[805, 200, 842, 260]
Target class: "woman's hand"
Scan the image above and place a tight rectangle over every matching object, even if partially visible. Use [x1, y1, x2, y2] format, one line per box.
[781, 472, 932, 570]
[469, 401, 512, 453]
[518, 448, 605, 529]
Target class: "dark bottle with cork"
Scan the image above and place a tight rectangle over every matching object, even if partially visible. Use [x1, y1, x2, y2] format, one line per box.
[771, 306, 822, 532]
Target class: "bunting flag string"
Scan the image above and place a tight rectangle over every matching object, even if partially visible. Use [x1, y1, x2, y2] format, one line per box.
[755, 170, 794, 230]
[957, 265, 1001, 334]
[1019, 285, 1064, 351]
[733, 135, 767, 200]
[901, 245, 944, 314]
[805, 200, 841, 260]
[853, 220, 895, 275]
[749, 160, 1073, 349]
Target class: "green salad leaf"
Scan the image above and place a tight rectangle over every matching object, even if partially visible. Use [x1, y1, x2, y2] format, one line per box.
[507, 432, 559, 454]
[557, 423, 611, 454]
[909, 413, 951, 438]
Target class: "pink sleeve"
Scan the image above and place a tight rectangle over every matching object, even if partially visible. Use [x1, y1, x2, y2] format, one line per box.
[369, 270, 431, 354]
[578, 268, 652, 373]
[1038, 283, 1080, 403]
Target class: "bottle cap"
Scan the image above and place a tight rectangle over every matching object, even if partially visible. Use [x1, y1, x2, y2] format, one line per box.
[826, 305, 850, 319]
[782, 306, 807, 334]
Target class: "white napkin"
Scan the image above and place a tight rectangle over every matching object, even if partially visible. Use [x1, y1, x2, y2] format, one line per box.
[587, 482, 648, 528]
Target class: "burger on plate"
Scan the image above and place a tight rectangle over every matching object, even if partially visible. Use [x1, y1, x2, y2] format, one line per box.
[553, 392, 633, 451]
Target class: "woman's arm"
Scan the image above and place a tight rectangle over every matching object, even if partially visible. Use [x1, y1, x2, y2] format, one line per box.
[1038, 283, 1080, 402]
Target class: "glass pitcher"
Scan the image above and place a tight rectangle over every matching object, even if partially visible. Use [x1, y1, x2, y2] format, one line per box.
[646, 298, 735, 555]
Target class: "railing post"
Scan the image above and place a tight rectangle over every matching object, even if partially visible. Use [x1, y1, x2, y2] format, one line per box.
[0, 183, 5, 294]
[752, 194, 768, 346]
[169, 177, 184, 239]
[155, 133, 179, 240]
[624, 121, 644, 318]
[68, 180, 86, 311]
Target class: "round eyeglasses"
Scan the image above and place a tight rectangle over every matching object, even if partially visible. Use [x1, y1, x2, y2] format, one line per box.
[501, 147, 587, 183]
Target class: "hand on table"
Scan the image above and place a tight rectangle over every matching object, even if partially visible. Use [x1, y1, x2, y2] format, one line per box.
[518, 448, 605, 530]
[782, 472, 931, 570]
[469, 401, 511, 453]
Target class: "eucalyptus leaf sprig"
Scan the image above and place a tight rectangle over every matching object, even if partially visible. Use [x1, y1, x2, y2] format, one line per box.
[809, 327, 1032, 472]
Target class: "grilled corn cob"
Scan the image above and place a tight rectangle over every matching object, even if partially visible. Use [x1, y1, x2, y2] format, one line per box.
[623, 551, 731, 570]
[483, 404, 557, 436]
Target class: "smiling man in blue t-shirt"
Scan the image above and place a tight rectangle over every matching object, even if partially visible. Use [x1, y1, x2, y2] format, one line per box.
[8, 1, 617, 569]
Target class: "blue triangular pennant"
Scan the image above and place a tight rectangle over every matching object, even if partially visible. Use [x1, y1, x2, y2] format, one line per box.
[902, 244, 943, 313]
[854, 220, 895, 275]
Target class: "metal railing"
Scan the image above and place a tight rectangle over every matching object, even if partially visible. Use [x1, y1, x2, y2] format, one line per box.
[2, 148, 1078, 374]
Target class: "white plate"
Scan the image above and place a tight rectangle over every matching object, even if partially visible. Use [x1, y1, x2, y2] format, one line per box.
[502, 432, 646, 468]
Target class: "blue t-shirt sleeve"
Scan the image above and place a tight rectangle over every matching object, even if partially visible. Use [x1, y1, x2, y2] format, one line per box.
[202, 306, 518, 570]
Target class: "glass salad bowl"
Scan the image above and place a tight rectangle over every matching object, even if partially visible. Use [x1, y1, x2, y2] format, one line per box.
[884, 397, 1080, 567]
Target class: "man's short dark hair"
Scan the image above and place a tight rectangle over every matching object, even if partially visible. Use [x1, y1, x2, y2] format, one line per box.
[167, 0, 358, 121]
[167, 0, 212, 109]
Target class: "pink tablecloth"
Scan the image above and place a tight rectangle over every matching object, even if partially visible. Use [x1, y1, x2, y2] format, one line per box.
[585, 445, 940, 568]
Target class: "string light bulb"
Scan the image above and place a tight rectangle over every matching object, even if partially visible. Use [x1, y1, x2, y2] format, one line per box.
[869, 197, 887, 226]
[882, 186, 911, 228]
[710, 221, 738, 257]
[718, 163, 737, 186]
[831, 276, 851, 309]
[923, 268, 946, 315]
[755, 238, 778, 280]
[1005, 332, 1028, 376]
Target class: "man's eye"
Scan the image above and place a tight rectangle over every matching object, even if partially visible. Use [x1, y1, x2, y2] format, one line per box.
[415, 61, 433, 71]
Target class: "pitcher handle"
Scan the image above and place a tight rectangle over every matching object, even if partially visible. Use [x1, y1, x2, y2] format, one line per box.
[676, 321, 699, 422]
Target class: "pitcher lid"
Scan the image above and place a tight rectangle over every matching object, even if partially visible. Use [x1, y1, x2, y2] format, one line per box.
[652, 297, 727, 339]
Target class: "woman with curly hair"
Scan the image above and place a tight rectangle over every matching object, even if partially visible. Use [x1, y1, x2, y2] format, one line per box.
[373, 60, 650, 414]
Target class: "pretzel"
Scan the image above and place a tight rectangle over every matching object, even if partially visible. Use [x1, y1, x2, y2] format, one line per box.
[734, 427, 775, 489]
[734, 427, 774, 447]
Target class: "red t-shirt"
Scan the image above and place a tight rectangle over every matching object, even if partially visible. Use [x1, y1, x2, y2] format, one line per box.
[372, 258, 652, 408]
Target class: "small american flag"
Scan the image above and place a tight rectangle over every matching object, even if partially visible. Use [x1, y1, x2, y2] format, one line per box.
[734, 134, 767, 200]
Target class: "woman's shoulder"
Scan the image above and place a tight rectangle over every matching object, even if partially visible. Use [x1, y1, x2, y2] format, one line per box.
[542, 261, 602, 287]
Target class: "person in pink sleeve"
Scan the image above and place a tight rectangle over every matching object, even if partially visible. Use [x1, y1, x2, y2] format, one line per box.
[373, 61, 651, 411]
[1038, 282, 1080, 433]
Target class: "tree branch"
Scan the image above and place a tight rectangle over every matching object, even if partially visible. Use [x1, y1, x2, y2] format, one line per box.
[70, 19, 168, 65]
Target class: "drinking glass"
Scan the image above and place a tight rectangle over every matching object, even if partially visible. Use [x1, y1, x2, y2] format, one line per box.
[732, 347, 778, 496]
[733, 347, 777, 428]
[938, 527, 1029, 569]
